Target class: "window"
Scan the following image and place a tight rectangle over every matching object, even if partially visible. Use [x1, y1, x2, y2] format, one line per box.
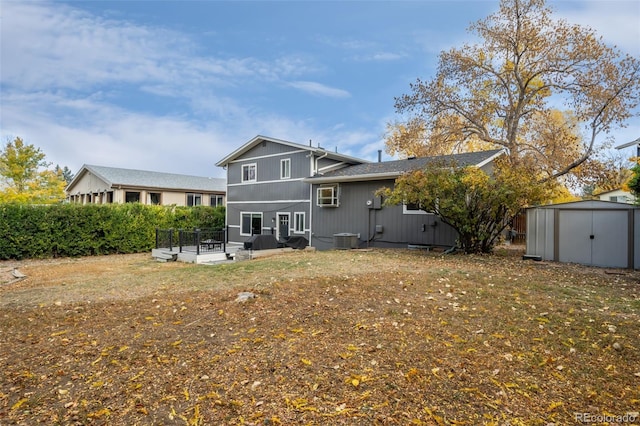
[403, 200, 432, 215]
[280, 158, 291, 179]
[149, 192, 161, 205]
[294, 212, 305, 233]
[125, 191, 140, 203]
[317, 184, 339, 207]
[242, 163, 257, 182]
[187, 193, 202, 206]
[241, 212, 263, 236]
[210, 195, 224, 207]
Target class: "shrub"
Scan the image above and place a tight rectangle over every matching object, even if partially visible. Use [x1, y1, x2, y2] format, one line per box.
[0, 203, 225, 260]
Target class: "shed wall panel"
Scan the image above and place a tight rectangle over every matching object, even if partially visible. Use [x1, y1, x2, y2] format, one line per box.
[526, 208, 554, 260]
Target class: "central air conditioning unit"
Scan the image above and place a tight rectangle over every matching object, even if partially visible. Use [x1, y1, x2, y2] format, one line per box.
[333, 233, 359, 250]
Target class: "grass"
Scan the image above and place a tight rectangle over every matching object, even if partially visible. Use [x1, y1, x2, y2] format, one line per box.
[0, 249, 639, 425]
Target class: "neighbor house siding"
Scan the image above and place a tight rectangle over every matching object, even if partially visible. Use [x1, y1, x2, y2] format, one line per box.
[66, 165, 226, 206]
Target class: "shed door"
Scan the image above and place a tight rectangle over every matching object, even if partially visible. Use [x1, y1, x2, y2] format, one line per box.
[558, 211, 592, 265]
[592, 210, 627, 268]
[558, 210, 628, 268]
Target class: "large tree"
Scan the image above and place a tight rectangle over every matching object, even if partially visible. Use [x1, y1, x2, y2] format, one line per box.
[0, 137, 67, 204]
[393, 0, 640, 181]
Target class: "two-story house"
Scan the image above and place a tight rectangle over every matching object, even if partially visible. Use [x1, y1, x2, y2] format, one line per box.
[217, 135, 506, 251]
[215, 135, 365, 244]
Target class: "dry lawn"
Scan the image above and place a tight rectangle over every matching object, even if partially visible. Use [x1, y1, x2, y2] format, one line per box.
[0, 248, 639, 425]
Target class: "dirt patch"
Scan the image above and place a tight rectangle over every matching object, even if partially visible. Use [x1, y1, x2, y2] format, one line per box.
[1, 249, 639, 424]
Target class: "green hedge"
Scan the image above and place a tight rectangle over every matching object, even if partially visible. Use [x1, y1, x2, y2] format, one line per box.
[0, 204, 225, 260]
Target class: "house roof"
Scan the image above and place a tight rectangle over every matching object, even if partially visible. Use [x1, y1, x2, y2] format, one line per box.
[66, 165, 226, 193]
[215, 135, 368, 167]
[304, 149, 505, 183]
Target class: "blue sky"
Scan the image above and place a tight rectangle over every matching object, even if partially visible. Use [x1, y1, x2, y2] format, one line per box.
[1, 0, 639, 178]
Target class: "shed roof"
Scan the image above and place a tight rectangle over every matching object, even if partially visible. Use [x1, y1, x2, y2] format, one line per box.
[304, 149, 505, 183]
[67, 165, 226, 193]
[528, 200, 638, 210]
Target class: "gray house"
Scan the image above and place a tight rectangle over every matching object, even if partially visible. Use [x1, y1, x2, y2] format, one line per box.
[217, 135, 505, 251]
[305, 149, 505, 250]
[215, 135, 366, 244]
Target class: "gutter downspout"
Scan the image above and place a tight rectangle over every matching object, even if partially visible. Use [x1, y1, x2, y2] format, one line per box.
[314, 151, 328, 175]
[310, 151, 328, 249]
[309, 180, 313, 248]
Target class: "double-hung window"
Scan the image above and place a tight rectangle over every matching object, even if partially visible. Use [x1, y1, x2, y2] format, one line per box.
[294, 212, 305, 233]
[280, 158, 291, 180]
[242, 163, 257, 182]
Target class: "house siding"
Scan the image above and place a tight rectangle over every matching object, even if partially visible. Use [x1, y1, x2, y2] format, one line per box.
[224, 139, 343, 245]
[310, 180, 458, 250]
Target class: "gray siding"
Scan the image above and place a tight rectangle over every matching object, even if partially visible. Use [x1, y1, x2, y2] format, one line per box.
[226, 200, 312, 243]
[227, 180, 309, 202]
[224, 139, 339, 245]
[310, 180, 458, 250]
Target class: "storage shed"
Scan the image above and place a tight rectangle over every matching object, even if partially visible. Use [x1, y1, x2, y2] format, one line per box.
[526, 200, 640, 269]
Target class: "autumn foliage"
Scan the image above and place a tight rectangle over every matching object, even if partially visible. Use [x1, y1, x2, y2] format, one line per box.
[391, 0, 640, 182]
[0, 137, 67, 204]
[1, 250, 638, 424]
[380, 159, 552, 253]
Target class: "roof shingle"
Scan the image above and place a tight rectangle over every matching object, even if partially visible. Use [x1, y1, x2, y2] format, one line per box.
[72, 165, 226, 192]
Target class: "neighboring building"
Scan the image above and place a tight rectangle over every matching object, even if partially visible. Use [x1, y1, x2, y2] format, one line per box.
[596, 188, 636, 204]
[66, 165, 226, 207]
[215, 135, 365, 244]
[217, 135, 505, 250]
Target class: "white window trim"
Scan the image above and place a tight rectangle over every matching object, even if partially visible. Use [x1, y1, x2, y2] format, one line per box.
[276, 212, 291, 238]
[317, 184, 339, 207]
[294, 212, 305, 234]
[402, 202, 430, 215]
[242, 163, 257, 183]
[280, 158, 291, 180]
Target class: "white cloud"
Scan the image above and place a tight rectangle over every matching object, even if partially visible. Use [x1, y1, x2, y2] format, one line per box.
[1, 2, 189, 91]
[553, 0, 640, 56]
[1, 1, 363, 177]
[287, 81, 351, 98]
